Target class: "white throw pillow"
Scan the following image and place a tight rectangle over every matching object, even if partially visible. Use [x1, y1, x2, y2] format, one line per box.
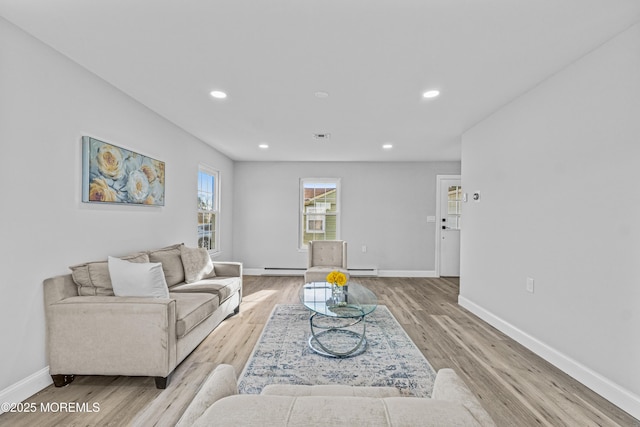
[107, 256, 170, 298]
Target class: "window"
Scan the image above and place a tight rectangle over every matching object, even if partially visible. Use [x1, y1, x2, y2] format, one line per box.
[198, 166, 220, 252]
[447, 185, 462, 230]
[306, 206, 327, 233]
[300, 178, 340, 248]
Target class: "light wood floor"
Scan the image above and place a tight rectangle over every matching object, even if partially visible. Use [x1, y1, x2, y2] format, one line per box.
[1, 276, 637, 426]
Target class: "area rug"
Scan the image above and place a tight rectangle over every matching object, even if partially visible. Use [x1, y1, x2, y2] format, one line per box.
[237, 304, 436, 397]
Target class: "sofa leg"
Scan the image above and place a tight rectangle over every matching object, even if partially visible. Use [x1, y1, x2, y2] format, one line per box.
[234, 305, 240, 315]
[154, 374, 171, 389]
[51, 374, 75, 387]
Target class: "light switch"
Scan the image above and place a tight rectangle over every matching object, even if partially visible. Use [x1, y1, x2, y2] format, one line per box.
[526, 277, 534, 293]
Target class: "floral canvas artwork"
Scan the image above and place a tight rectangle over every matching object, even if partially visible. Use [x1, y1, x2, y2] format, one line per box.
[82, 136, 165, 206]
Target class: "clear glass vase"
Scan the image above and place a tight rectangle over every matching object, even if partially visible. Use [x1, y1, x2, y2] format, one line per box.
[331, 283, 344, 303]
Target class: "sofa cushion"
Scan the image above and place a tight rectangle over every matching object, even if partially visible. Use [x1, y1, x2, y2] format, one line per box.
[108, 257, 169, 298]
[383, 397, 486, 426]
[180, 246, 214, 283]
[261, 384, 402, 398]
[171, 292, 219, 338]
[148, 243, 185, 287]
[70, 252, 150, 296]
[193, 395, 485, 426]
[170, 277, 240, 304]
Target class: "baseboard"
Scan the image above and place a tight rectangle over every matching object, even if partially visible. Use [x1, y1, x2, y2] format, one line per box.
[243, 268, 304, 276]
[243, 268, 437, 278]
[0, 367, 52, 414]
[458, 296, 640, 420]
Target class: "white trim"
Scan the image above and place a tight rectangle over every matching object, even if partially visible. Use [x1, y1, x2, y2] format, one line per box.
[435, 174, 461, 277]
[0, 367, 52, 414]
[243, 268, 304, 276]
[458, 296, 640, 420]
[243, 268, 436, 278]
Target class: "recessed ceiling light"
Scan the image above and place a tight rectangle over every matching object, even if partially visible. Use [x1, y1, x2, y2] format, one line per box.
[210, 90, 227, 99]
[383, 144, 393, 150]
[314, 91, 329, 98]
[258, 143, 269, 149]
[422, 90, 440, 99]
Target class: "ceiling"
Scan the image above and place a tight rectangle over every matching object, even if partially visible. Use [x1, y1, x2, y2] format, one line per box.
[1, 1, 639, 162]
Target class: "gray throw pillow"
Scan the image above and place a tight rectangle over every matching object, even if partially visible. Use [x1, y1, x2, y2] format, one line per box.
[180, 246, 214, 283]
[148, 243, 185, 286]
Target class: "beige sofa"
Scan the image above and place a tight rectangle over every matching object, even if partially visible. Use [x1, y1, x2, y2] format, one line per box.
[43, 243, 242, 389]
[176, 364, 496, 426]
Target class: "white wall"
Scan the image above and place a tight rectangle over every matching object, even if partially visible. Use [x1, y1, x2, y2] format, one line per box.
[0, 18, 234, 403]
[460, 23, 640, 417]
[233, 161, 460, 274]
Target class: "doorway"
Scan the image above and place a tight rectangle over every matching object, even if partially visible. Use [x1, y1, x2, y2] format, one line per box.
[436, 175, 461, 277]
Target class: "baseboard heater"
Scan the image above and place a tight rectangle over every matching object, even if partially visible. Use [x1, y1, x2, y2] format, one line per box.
[261, 267, 378, 277]
[348, 268, 378, 277]
[262, 267, 305, 276]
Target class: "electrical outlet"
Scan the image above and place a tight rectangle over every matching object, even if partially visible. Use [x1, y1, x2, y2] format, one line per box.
[526, 277, 534, 293]
[361, 245, 367, 253]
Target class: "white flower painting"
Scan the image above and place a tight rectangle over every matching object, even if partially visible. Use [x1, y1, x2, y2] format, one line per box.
[82, 136, 165, 206]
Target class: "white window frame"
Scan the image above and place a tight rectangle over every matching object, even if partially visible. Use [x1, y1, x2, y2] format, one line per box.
[299, 178, 340, 250]
[197, 165, 220, 255]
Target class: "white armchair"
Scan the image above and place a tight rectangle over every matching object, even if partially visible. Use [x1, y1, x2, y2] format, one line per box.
[304, 240, 350, 283]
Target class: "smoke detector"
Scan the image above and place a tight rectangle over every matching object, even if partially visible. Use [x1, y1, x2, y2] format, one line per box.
[313, 133, 331, 140]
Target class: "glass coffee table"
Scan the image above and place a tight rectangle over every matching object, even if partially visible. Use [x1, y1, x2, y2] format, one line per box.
[300, 281, 377, 358]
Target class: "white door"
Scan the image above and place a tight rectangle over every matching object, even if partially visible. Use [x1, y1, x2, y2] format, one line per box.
[439, 178, 461, 277]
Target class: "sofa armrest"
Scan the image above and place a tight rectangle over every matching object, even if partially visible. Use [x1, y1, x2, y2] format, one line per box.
[46, 296, 177, 377]
[175, 364, 237, 427]
[44, 275, 80, 305]
[432, 368, 496, 426]
[212, 261, 242, 277]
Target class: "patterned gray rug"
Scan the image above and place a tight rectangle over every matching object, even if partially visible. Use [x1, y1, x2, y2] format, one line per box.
[237, 304, 436, 397]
